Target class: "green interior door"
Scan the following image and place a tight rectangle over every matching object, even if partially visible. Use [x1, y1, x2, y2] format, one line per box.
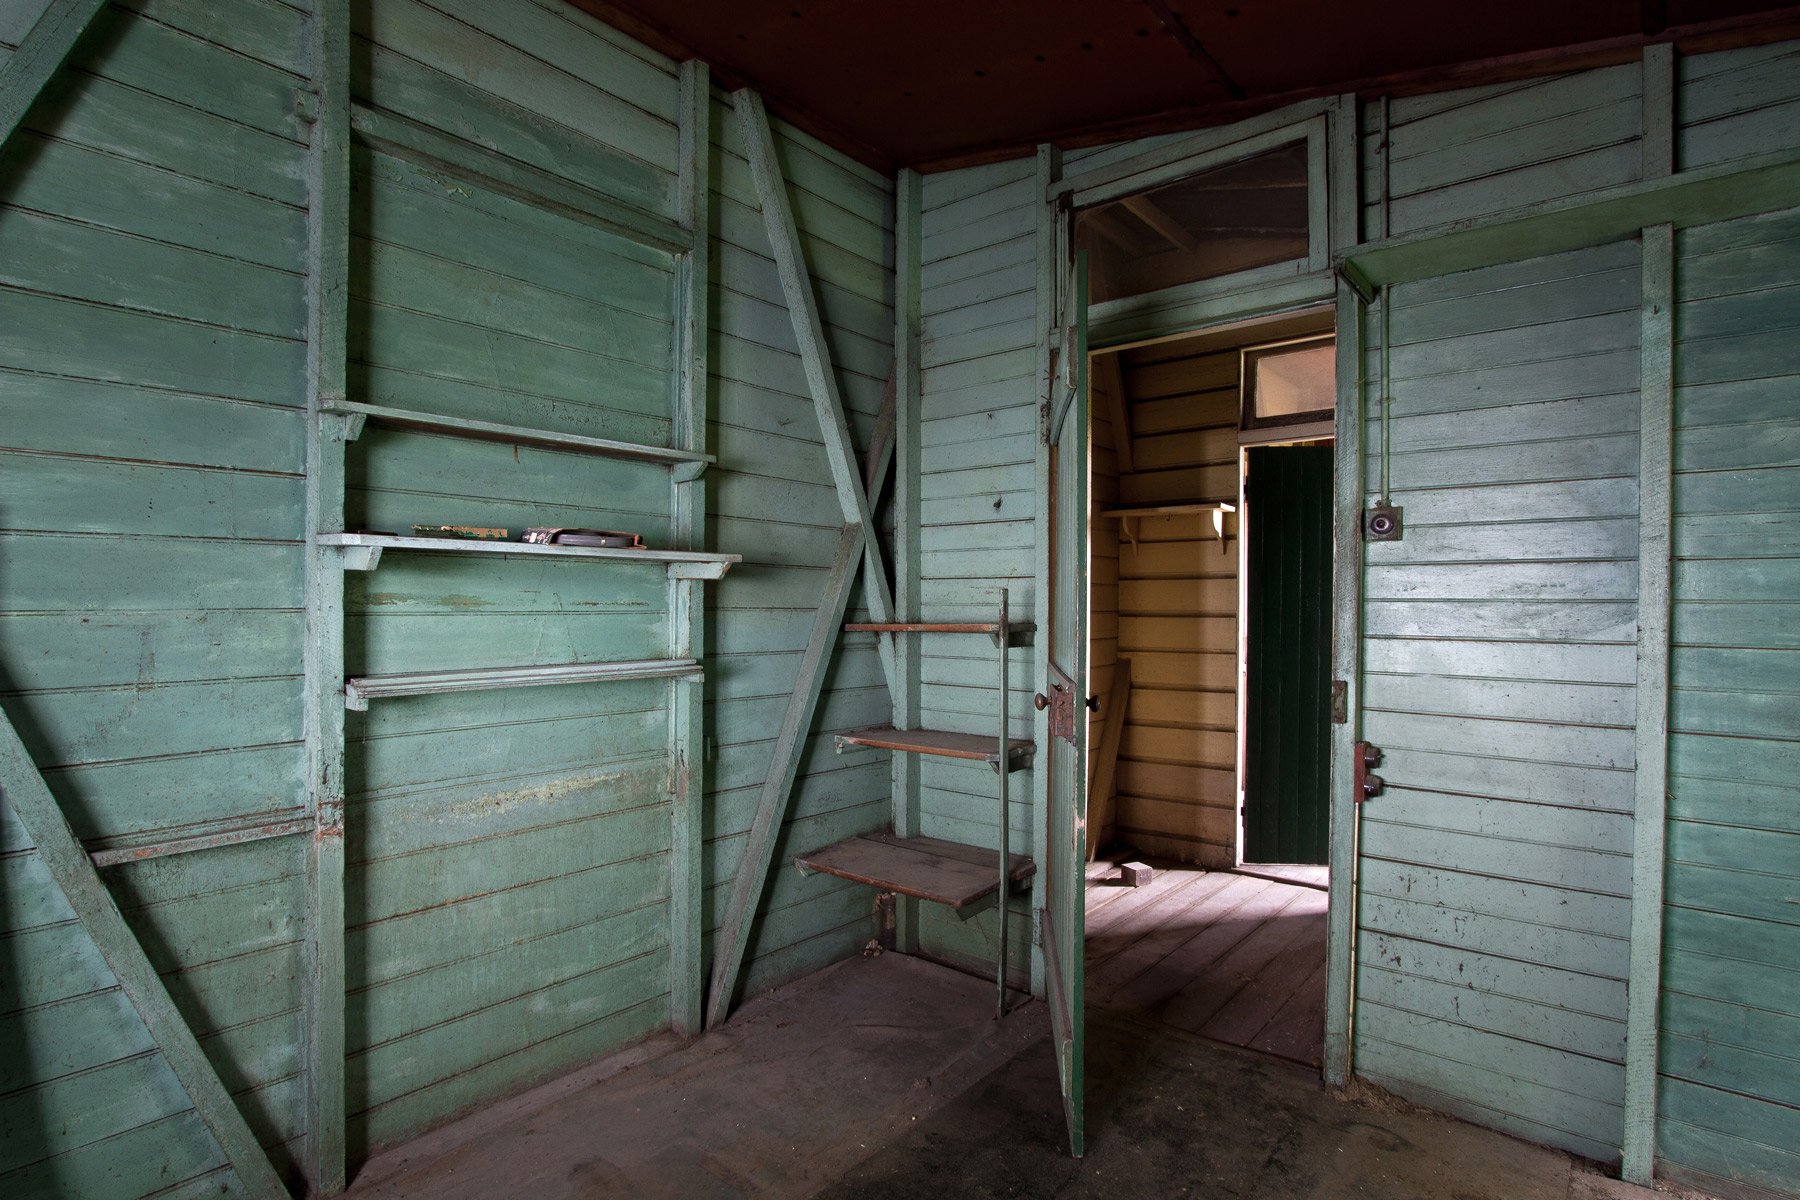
[1243, 445, 1334, 865]
[1042, 251, 1090, 1156]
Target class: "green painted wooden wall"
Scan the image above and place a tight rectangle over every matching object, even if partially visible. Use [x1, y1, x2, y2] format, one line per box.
[1654, 203, 1800, 1198]
[0, 0, 893, 1192]
[0, 0, 315, 1191]
[913, 157, 1039, 980]
[1354, 239, 1642, 1164]
[915, 36, 1799, 1196]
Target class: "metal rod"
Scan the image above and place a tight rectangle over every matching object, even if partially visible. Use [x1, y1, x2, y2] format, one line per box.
[996, 586, 1010, 1019]
[1380, 287, 1393, 503]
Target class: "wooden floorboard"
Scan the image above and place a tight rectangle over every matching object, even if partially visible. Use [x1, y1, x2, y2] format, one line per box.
[1084, 862, 1326, 1068]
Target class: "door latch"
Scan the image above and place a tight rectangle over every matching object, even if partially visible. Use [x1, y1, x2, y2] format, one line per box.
[1354, 742, 1385, 803]
[1035, 662, 1080, 746]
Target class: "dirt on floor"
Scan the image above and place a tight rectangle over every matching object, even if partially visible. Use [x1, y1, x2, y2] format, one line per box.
[349, 954, 1707, 1200]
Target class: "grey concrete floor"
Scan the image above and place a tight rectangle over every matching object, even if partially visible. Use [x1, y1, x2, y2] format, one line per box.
[349, 953, 1679, 1200]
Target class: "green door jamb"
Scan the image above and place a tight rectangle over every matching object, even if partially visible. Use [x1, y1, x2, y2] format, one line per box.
[0, 0, 111, 152]
[0, 713, 290, 1199]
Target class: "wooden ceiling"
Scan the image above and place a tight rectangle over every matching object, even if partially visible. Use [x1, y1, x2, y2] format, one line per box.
[570, 1, 1800, 172]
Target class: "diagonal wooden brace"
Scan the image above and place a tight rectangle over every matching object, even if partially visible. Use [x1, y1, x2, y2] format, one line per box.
[734, 89, 901, 695]
[0, 711, 290, 1198]
[0, 0, 112, 155]
[705, 523, 867, 1028]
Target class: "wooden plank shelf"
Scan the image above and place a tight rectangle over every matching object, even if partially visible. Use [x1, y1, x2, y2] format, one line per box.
[1099, 501, 1236, 518]
[325, 400, 714, 471]
[1103, 501, 1237, 556]
[344, 658, 702, 711]
[834, 726, 1034, 770]
[843, 621, 1037, 634]
[317, 532, 740, 578]
[795, 832, 1035, 911]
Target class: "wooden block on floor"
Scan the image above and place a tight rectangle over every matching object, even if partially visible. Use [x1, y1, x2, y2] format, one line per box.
[1121, 861, 1154, 887]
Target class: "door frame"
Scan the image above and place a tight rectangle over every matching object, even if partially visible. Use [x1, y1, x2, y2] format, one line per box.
[1039, 92, 1365, 1091]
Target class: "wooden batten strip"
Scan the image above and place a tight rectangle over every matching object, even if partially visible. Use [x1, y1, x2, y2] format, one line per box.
[0, 715, 290, 1199]
[1621, 222, 1674, 1187]
[302, 0, 353, 1189]
[1323, 276, 1367, 1091]
[669, 57, 711, 1040]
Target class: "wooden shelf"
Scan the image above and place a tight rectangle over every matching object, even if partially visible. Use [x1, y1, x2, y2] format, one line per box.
[843, 621, 1037, 634]
[795, 832, 1035, 911]
[1100, 501, 1237, 517]
[345, 658, 702, 711]
[318, 532, 740, 578]
[1104, 501, 1237, 556]
[326, 401, 713, 471]
[835, 726, 1034, 769]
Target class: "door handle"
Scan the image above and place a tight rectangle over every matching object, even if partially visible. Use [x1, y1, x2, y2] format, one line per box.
[1033, 692, 1049, 710]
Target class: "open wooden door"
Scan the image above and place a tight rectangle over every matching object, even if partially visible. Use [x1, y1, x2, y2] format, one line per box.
[1041, 251, 1089, 1156]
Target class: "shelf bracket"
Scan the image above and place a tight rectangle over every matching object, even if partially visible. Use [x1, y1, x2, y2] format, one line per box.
[672, 460, 708, 484]
[335, 543, 381, 572]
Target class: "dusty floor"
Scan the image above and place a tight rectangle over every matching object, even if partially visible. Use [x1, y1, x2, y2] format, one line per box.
[349, 953, 1678, 1200]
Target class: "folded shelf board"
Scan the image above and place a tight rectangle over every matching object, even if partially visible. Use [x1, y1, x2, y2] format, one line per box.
[324, 400, 714, 471]
[317, 532, 740, 577]
[796, 832, 1036, 913]
[344, 658, 703, 711]
[835, 726, 1035, 770]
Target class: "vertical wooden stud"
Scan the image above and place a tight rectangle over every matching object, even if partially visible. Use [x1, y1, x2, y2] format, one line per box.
[1622, 222, 1674, 1186]
[302, 0, 351, 1188]
[1321, 92, 1366, 1090]
[1028, 144, 1061, 998]
[669, 58, 711, 1040]
[893, 168, 923, 954]
[1324, 277, 1366, 1090]
[1642, 43, 1676, 181]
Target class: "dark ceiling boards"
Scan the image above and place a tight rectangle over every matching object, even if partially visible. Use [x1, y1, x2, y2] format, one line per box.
[571, 1, 1800, 172]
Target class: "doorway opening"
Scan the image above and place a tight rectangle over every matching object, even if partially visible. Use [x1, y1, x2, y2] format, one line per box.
[1082, 306, 1336, 1069]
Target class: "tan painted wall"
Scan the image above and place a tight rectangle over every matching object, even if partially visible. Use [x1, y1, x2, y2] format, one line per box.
[1092, 311, 1334, 867]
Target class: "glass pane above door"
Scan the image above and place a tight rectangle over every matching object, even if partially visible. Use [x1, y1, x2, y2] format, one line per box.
[1073, 141, 1309, 304]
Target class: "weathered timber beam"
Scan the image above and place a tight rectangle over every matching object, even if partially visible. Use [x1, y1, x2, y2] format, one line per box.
[1323, 278, 1367, 1091]
[864, 367, 897, 506]
[733, 88, 900, 694]
[1621, 222, 1674, 1187]
[0, 0, 109, 154]
[301, 0, 351, 1190]
[1342, 146, 1800, 287]
[1119, 194, 1197, 254]
[1142, 0, 1246, 100]
[0, 712, 290, 1198]
[705, 523, 865, 1028]
[669, 58, 711, 1040]
[1085, 657, 1131, 862]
